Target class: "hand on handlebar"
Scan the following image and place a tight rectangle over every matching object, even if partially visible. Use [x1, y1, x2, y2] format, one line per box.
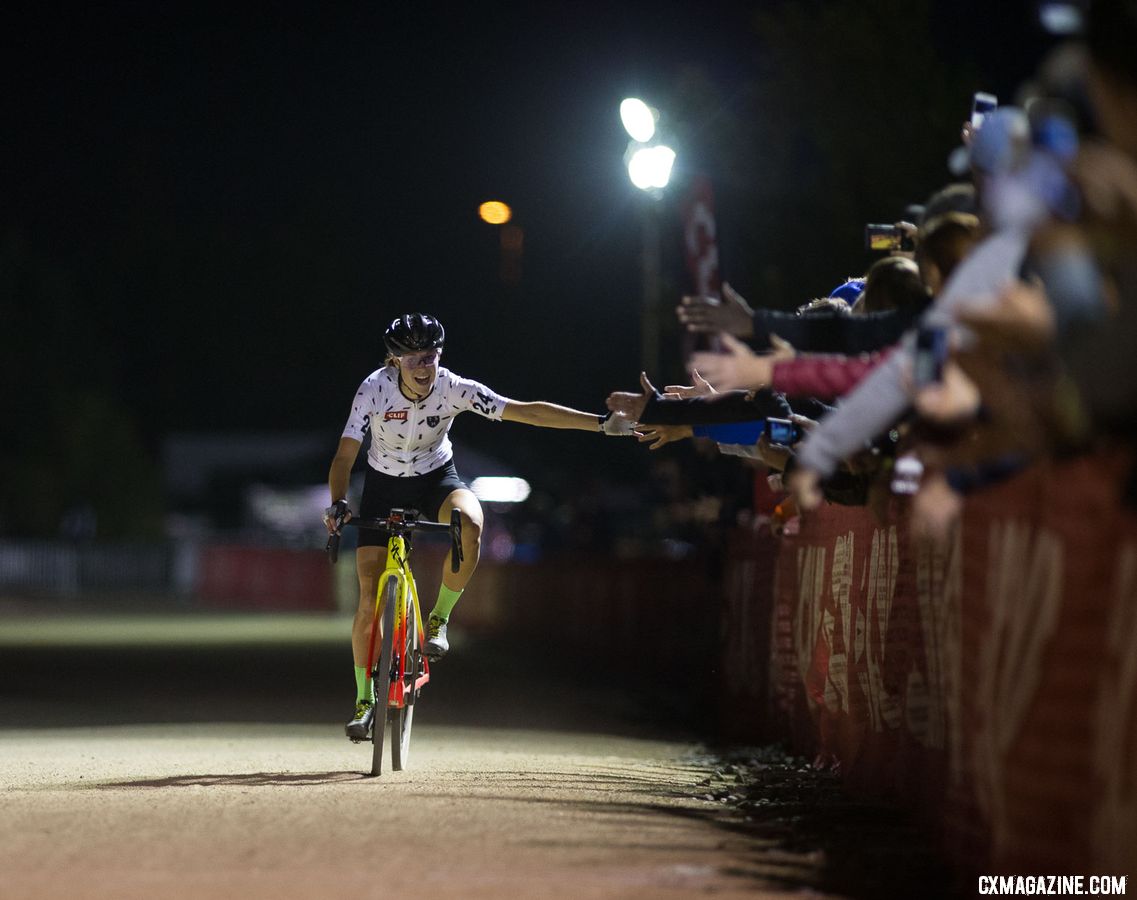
[323, 499, 353, 534]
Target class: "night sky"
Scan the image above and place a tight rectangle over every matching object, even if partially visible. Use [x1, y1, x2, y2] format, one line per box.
[5, 1, 1058, 485]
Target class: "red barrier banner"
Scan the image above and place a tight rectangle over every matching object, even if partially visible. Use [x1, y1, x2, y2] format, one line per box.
[197, 545, 334, 611]
[757, 452, 1137, 875]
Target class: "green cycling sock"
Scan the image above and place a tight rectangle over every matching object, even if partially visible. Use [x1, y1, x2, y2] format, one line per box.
[354, 665, 373, 704]
[430, 584, 464, 622]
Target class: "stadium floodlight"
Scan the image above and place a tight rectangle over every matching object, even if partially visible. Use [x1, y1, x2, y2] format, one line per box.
[470, 476, 531, 504]
[620, 98, 656, 142]
[627, 144, 676, 191]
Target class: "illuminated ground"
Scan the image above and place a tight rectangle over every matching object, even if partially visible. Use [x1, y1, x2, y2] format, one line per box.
[0, 609, 950, 898]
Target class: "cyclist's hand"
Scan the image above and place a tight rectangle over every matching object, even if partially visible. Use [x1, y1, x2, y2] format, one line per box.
[635, 423, 692, 449]
[606, 371, 658, 422]
[323, 499, 352, 534]
[600, 410, 636, 436]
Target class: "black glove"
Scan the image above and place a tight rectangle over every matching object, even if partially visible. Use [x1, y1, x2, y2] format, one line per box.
[323, 499, 351, 532]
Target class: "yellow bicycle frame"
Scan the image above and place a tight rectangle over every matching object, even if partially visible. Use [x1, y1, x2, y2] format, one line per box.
[372, 534, 427, 707]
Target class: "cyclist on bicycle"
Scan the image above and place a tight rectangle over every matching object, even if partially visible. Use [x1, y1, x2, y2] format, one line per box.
[325, 313, 632, 739]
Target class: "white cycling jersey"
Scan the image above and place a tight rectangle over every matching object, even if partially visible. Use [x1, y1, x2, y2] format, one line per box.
[341, 365, 510, 476]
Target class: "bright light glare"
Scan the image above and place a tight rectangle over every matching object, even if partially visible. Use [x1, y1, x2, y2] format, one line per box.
[478, 201, 512, 224]
[620, 98, 656, 142]
[627, 145, 676, 190]
[1038, 2, 1083, 34]
[470, 476, 531, 504]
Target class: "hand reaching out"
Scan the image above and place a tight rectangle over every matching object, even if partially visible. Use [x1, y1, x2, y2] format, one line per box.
[635, 423, 693, 450]
[786, 467, 823, 512]
[600, 411, 637, 436]
[689, 333, 775, 392]
[662, 369, 716, 399]
[912, 360, 982, 426]
[959, 280, 1056, 350]
[606, 372, 658, 422]
[676, 282, 755, 337]
[910, 468, 963, 546]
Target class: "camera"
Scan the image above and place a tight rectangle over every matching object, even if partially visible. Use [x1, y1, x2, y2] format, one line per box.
[913, 325, 948, 387]
[971, 91, 998, 129]
[765, 417, 803, 447]
[864, 224, 915, 253]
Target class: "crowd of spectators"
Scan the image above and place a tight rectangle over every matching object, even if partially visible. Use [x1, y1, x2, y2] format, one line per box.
[606, 0, 1137, 547]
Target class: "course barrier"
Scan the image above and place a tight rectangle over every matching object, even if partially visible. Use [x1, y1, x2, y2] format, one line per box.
[196, 544, 334, 611]
[723, 452, 1136, 875]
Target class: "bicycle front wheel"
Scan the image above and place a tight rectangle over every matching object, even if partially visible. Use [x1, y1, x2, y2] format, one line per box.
[390, 592, 418, 771]
[370, 575, 398, 777]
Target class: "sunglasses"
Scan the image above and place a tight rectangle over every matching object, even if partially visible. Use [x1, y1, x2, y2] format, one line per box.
[399, 350, 441, 369]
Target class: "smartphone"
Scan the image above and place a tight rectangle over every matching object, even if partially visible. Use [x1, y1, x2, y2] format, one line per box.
[971, 92, 998, 129]
[865, 224, 914, 253]
[765, 417, 803, 447]
[913, 326, 949, 387]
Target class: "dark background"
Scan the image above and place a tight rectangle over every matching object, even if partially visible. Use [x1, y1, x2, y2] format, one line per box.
[1, 0, 1061, 538]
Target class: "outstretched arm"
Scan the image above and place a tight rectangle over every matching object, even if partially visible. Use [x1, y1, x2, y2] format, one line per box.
[502, 400, 629, 434]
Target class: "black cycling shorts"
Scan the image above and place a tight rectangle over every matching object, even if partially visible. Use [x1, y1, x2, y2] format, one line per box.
[357, 460, 468, 548]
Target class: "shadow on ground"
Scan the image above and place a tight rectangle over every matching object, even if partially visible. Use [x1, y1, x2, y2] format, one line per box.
[0, 627, 706, 739]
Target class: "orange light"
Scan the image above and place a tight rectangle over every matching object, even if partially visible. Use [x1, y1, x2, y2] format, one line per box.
[478, 201, 512, 225]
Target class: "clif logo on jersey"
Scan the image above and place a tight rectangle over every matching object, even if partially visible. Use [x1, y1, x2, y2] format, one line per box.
[384, 410, 409, 422]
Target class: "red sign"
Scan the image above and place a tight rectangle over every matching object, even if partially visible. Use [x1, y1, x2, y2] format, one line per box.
[384, 410, 408, 422]
[680, 173, 721, 297]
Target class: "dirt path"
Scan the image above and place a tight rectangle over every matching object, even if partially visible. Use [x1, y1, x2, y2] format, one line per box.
[0, 723, 824, 899]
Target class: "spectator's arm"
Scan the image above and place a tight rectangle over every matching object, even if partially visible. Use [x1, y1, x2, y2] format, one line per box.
[639, 388, 792, 426]
[793, 344, 913, 479]
[751, 306, 921, 354]
[771, 349, 894, 401]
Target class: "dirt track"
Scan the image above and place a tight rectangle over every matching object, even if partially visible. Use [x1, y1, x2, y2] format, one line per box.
[0, 612, 839, 898]
[0, 723, 830, 899]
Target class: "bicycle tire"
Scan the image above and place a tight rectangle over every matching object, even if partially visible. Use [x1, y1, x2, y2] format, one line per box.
[390, 592, 417, 771]
[370, 575, 398, 777]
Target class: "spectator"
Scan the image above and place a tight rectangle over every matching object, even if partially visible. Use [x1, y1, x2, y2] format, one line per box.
[786, 108, 1039, 511]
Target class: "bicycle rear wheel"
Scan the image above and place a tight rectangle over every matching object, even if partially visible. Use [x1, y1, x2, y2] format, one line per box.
[370, 576, 398, 777]
[390, 593, 418, 771]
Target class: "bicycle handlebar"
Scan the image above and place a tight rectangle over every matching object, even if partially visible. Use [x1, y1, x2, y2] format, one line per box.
[326, 508, 464, 573]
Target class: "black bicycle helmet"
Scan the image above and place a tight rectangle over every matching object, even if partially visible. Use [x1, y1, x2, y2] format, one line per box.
[383, 313, 445, 356]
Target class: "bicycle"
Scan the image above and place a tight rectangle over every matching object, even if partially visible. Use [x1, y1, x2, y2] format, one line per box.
[327, 507, 463, 776]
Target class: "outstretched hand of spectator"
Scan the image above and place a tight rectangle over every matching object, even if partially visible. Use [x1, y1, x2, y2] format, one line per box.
[662, 369, 716, 399]
[787, 466, 824, 512]
[910, 468, 963, 546]
[913, 360, 982, 426]
[676, 282, 756, 338]
[635, 423, 693, 450]
[959, 280, 1056, 351]
[689, 332, 791, 392]
[606, 371, 658, 423]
